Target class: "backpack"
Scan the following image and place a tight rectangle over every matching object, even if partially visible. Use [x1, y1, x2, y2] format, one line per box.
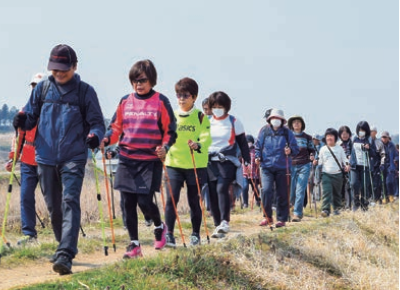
[40, 79, 89, 130]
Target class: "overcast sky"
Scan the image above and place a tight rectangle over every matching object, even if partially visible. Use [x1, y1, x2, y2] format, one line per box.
[0, 0, 398, 136]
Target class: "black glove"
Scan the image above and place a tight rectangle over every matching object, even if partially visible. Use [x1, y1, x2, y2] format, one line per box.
[13, 112, 27, 130]
[86, 134, 99, 149]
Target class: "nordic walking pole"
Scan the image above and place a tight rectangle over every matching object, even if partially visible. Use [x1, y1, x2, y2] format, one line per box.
[1, 235, 11, 248]
[91, 150, 108, 256]
[381, 170, 387, 203]
[362, 148, 367, 206]
[285, 145, 291, 222]
[366, 151, 375, 202]
[13, 173, 46, 229]
[107, 158, 116, 219]
[249, 176, 273, 231]
[189, 146, 210, 244]
[101, 148, 116, 252]
[250, 185, 255, 211]
[80, 225, 86, 237]
[0, 130, 19, 260]
[161, 160, 186, 248]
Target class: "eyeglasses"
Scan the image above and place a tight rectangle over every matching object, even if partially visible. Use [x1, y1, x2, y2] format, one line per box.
[176, 93, 192, 99]
[133, 78, 149, 85]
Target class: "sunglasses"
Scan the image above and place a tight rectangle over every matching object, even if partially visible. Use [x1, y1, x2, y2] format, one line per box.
[176, 93, 192, 99]
[133, 78, 149, 85]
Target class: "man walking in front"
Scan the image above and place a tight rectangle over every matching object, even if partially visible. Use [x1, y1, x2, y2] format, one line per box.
[13, 44, 105, 275]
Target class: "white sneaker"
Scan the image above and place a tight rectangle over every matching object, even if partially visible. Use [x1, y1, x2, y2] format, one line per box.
[216, 220, 230, 234]
[211, 228, 225, 239]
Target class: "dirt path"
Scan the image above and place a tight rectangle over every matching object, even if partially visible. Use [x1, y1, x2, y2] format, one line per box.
[0, 208, 295, 289]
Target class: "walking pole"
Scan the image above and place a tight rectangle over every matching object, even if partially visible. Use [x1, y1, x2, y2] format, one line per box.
[285, 145, 292, 223]
[0, 131, 19, 261]
[108, 158, 116, 219]
[189, 147, 210, 244]
[80, 225, 87, 237]
[307, 183, 312, 210]
[1, 235, 11, 248]
[161, 161, 186, 248]
[91, 150, 108, 256]
[362, 149, 367, 206]
[250, 183, 255, 211]
[13, 173, 46, 229]
[249, 177, 273, 231]
[101, 148, 116, 252]
[365, 151, 375, 203]
[159, 184, 166, 212]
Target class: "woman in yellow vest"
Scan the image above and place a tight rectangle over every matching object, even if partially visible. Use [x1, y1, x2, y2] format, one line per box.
[164, 77, 211, 247]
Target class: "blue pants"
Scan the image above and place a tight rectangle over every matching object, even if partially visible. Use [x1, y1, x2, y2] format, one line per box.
[290, 163, 311, 218]
[383, 167, 396, 196]
[350, 166, 371, 210]
[38, 161, 85, 259]
[242, 178, 260, 206]
[20, 163, 39, 237]
[260, 167, 288, 222]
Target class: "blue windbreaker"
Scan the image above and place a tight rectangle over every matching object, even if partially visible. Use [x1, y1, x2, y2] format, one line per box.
[255, 125, 299, 170]
[23, 74, 105, 166]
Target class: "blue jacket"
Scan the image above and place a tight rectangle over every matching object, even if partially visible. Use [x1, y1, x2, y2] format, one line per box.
[383, 141, 397, 172]
[23, 74, 105, 166]
[255, 125, 299, 170]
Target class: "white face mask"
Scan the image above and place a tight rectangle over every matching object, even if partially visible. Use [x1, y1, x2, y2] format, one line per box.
[270, 119, 282, 128]
[212, 108, 225, 118]
[359, 131, 366, 137]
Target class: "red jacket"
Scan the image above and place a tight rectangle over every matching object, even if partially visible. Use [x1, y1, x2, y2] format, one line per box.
[9, 127, 38, 166]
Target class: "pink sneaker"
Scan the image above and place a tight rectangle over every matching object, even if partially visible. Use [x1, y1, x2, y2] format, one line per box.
[123, 243, 143, 259]
[154, 222, 167, 250]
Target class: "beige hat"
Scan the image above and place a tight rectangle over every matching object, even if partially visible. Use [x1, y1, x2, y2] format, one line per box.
[266, 108, 287, 124]
[288, 115, 305, 131]
[30, 73, 44, 85]
[381, 131, 390, 138]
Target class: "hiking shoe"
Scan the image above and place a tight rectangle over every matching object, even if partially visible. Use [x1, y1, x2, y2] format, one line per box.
[166, 233, 176, 248]
[321, 210, 329, 217]
[49, 254, 57, 263]
[216, 220, 230, 234]
[259, 217, 273, 226]
[123, 243, 143, 259]
[275, 221, 286, 228]
[145, 219, 153, 227]
[17, 235, 37, 246]
[154, 222, 167, 250]
[52, 254, 72, 275]
[389, 196, 394, 203]
[211, 228, 226, 239]
[189, 233, 201, 246]
[333, 210, 340, 216]
[292, 215, 302, 222]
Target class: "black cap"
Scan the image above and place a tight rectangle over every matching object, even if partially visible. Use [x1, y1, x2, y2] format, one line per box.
[47, 44, 78, 71]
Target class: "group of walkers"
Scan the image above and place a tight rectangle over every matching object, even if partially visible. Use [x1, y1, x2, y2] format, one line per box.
[2, 44, 398, 276]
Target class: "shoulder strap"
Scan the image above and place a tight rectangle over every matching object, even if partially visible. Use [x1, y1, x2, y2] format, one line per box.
[327, 146, 345, 174]
[283, 127, 289, 145]
[78, 81, 89, 122]
[40, 79, 51, 108]
[197, 111, 205, 125]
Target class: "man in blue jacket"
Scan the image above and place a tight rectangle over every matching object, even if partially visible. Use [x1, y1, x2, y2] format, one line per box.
[255, 109, 299, 228]
[13, 44, 105, 275]
[381, 131, 397, 202]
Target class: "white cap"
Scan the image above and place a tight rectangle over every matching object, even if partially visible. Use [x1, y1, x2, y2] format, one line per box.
[266, 108, 287, 124]
[370, 125, 377, 132]
[30, 73, 44, 85]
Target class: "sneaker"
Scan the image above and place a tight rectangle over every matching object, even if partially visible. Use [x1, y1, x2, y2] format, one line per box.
[145, 219, 153, 227]
[17, 235, 37, 246]
[292, 215, 302, 222]
[243, 204, 248, 209]
[52, 254, 72, 275]
[333, 210, 340, 216]
[259, 217, 273, 226]
[189, 233, 201, 246]
[166, 233, 176, 248]
[275, 221, 286, 228]
[211, 228, 226, 239]
[154, 222, 167, 250]
[216, 220, 230, 234]
[123, 242, 143, 259]
[321, 210, 329, 217]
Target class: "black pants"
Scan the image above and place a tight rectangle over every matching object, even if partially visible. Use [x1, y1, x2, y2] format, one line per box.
[38, 161, 85, 259]
[207, 161, 236, 226]
[122, 191, 162, 241]
[164, 167, 205, 235]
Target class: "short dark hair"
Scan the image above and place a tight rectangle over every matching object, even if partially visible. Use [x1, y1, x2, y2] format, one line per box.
[323, 128, 339, 143]
[175, 77, 199, 97]
[208, 91, 231, 113]
[129, 59, 157, 87]
[202, 98, 209, 107]
[338, 125, 352, 140]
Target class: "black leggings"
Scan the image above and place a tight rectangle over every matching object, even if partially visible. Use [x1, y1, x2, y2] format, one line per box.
[122, 191, 162, 241]
[165, 180, 202, 234]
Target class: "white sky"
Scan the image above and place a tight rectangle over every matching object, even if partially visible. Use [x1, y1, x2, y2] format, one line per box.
[0, 0, 398, 136]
